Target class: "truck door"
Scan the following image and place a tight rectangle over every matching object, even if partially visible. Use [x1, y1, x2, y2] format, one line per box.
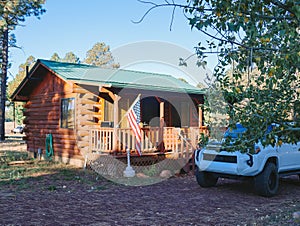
[278, 141, 300, 171]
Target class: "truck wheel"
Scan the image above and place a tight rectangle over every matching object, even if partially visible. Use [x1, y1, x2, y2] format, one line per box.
[195, 167, 218, 187]
[254, 162, 279, 197]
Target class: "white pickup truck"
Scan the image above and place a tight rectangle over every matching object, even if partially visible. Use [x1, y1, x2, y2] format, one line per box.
[194, 124, 300, 197]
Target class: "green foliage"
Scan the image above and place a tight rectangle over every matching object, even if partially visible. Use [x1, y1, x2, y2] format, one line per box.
[50, 52, 61, 62]
[183, 0, 300, 151]
[50, 44, 119, 66]
[50, 52, 80, 64]
[15, 103, 25, 125]
[140, 0, 300, 150]
[0, 159, 110, 191]
[198, 133, 209, 147]
[7, 55, 35, 98]
[0, 0, 45, 29]
[7, 56, 35, 125]
[0, 151, 29, 163]
[143, 165, 159, 177]
[84, 42, 120, 68]
[62, 52, 80, 64]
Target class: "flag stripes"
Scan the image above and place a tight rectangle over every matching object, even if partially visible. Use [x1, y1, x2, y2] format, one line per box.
[126, 96, 142, 156]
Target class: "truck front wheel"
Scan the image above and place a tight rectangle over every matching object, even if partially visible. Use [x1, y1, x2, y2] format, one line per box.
[254, 162, 279, 197]
[195, 167, 218, 187]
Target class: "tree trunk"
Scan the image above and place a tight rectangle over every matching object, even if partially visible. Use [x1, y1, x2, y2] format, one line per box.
[0, 27, 9, 141]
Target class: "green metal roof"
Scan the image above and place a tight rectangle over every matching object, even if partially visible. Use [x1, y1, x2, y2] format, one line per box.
[38, 59, 205, 95]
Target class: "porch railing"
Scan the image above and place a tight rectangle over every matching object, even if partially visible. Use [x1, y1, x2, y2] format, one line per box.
[90, 126, 208, 159]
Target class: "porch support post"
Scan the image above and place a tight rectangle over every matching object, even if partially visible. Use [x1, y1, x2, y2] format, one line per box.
[113, 95, 121, 151]
[198, 104, 203, 128]
[160, 101, 164, 124]
[159, 101, 165, 152]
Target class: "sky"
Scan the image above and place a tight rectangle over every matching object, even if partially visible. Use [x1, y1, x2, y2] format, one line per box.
[9, 0, 217, 84]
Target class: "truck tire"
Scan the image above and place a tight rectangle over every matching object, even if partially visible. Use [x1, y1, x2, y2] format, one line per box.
[195, 167, 218, 187]
[254, 162, 279, 197]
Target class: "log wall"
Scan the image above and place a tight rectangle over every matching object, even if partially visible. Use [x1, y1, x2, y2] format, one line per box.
[24, 72, 83, 165]
[73, 84, 103, 156]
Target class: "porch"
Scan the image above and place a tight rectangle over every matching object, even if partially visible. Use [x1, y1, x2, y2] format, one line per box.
[77, 84, 206, 171]
[89, 126, 208, 160]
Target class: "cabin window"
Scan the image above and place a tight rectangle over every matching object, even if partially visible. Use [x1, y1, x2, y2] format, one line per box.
[61, 98, 75, 129]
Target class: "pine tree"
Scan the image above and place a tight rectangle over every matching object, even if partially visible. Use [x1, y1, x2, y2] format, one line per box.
[62, 52, 80, 64]
[0, 0, 45, 140]
[50, 52, 61, 62]
[84, 42, 119, 68]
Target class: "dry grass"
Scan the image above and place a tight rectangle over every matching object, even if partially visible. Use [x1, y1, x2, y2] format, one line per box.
[0, 140, 113, 191]
[0, 141, 299, 225]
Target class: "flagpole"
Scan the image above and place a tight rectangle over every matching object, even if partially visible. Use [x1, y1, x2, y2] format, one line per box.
[123, 146, 135, 177]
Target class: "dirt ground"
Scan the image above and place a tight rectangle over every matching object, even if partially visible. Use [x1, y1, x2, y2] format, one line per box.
[0, 166, 300, 226]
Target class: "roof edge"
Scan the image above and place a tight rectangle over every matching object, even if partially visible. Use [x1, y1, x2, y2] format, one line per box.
[10, 60, 42, 101]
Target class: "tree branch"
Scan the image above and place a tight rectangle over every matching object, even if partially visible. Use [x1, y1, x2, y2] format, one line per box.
[270, 0, 300, 23]
[133, 0, 212, 24]
[169, 0, 176, 31]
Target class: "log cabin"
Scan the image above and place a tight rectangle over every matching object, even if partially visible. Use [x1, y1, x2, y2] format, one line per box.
[11, 59, 207, 167]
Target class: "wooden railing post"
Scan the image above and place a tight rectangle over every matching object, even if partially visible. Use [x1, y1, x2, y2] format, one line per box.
[158, 101, 165, 152]
[198, 104, 203, 128]
[113, 95, 121, 151]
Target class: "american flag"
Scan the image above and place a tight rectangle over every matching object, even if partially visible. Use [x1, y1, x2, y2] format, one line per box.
[127, 95, 142, 156]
